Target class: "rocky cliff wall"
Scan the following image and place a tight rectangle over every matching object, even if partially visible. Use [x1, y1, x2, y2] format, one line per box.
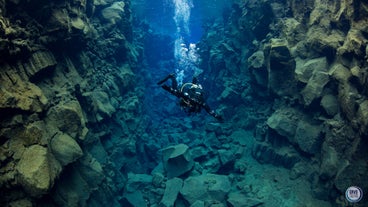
[199, 0, 368, 205]
[0, 0, 145, 206]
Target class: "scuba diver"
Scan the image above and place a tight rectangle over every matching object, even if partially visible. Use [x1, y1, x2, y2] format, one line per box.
[157, 73, 223, 121]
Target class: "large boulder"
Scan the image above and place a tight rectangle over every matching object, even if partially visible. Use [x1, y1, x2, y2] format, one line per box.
[320, 94, 339, 116]
[121, 191, 148, 207]
[125, 173, 153, 193]
[22, 50, 57, 81]
[300, 65, 330, 106]
[123, 173, 152, 207]
[82, 90, 116, 122]
[248, 50, 267, 88]
[295, 57, 328, 83]
[52, 168, 91, 207]
[162, 144, 194, 178]
[319, 144, 339, 179]
[159, 178, 183, 207]
[46, 100, 88, 140]
[252, 142, 300, 169]
[356, 100, 368, 133]
[330, 64, 359, 121]
[338, 29, 367, 57]
[337, 82, 359, 121]
[53, 150, 116, 206]
[281, 18, 305, 45]
[306, 27, 344, 59]
[180, 174, 231, 205]
[267, 38, 296, 96]
[350, 66, 368, 89]
[0, 69, 48, 113]
[16, 145, 61, 196]
[266, 108, 302, 142]
[78, 155, 105, 189]
[294, 120, 323, 154]
[218, 149, 235, 166]
[50, 133, 83, 166]
[101, 1, 125, 24]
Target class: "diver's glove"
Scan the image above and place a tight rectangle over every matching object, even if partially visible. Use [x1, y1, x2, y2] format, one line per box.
[161, 85, 170, 91]
[157, 73, 175, 85]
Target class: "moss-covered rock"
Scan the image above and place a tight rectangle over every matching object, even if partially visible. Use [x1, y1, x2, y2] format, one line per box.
[82, 90, 116, 122]
[266, 39, 296, 96]
[267, 108, 302, 141]
[46, 100, 88, 139]
[0, 69, 48, 113]
[295, 121, 323, 154]
[248, 50, 268, 88]
[101, 1, 125, 24]
[320, 94, 339, 116]
[295, 57, 328, 83]
[357, 100, 368, 133]
[300, 66, 330, 106]
[23, 51, 57, 81]
[50, 133, 83, 166]
[319, 144, 339, 179]
[16, 145, 61, 196]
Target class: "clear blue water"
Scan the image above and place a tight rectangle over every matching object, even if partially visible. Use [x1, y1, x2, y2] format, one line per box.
[132, 0, 230, 42]
[133, 0, 232, 124]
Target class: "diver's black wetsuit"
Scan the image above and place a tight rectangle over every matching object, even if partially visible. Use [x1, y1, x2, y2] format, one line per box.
[157, 74, 222, 121]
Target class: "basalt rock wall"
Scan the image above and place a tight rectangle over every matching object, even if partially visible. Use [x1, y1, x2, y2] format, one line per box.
[200, 0, 368, 205]
[0, 0, 144, 206]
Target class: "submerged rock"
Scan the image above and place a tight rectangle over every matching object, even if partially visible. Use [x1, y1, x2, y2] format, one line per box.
[190, 200, 205, 207]
[101, 1, 125, 24]
[319, 144, 339, 179]
[320, 94, 339, 116]
[0, 69, 48, 113]
[248, 50, 267, 88]
[125, 173, 153, 193]
[82, 90, 116, 122]
[338, 29, 367, 57]
[46, 100, 88, 140]
[294, 120, 323, 154]
[122, 173, 153, 207]
[50, 133, 83, 166]
[295, 57, 328, 84]
[162, 144, 194, 178]
[52, 168, 91, 207]
[357, 100, 368, 133]
[227, 191, 263, 207]
[252, 142, 300, 169]
[121, 191, 148, 207]
[159, 178, 183, 207]
[266, 108, 302, 141]
[180, 174, 231, 205]
[16, 145, 61, 196]
[300, 66, 330, 106]
[267, 38, 296, 96]
[23, 50, 57, 81]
